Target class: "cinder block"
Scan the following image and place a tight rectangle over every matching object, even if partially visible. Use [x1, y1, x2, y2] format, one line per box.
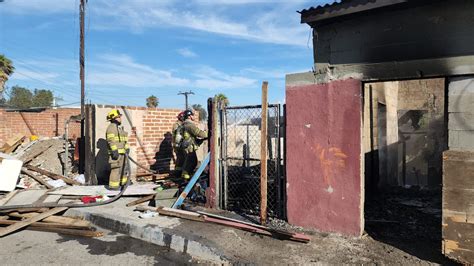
[448, 95, 474, 113]
[458, 131, 474, 149]
[449, 77, 474, 96]
[448, 130, 459, 149]
[449, 113, 474, 130]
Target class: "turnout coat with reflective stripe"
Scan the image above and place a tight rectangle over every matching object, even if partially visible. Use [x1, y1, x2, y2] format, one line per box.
[106, 123, 129, 154]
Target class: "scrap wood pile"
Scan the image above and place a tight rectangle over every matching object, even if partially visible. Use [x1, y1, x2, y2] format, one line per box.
[0, 136, 166, 238]
[0, 190, 102, 238]
[0, 136, 83, 192]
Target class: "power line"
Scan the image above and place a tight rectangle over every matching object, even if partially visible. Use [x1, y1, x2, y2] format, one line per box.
[178, 90, 194, 109]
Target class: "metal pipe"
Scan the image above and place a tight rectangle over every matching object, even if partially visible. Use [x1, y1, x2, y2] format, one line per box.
[64, 118, 71, 176]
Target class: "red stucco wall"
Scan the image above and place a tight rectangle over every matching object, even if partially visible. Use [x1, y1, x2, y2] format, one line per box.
[286, 79, 363, 236]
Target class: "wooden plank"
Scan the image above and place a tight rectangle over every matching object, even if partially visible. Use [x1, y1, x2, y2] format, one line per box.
[443, 188, 474, 213]
[260, 81, 268, 225]
[0, 207, 68, 237]
[155, 206, 205, 222]
[0, 220, 91, 230]
[0, 190, 20, 206]
[29, 227, 104, 237]
[197, 210, 310, 243]
[8, 212, 91, 227]
[21, 144, 53, 165]
[135, 206, 205, 222]
[21, 169, 54, 189]
[3, 189, 48, 206]
[26, 165, 80, 186]
[126, 194, 155, 207]
[443, 217, 474, 264]
[0, 207, 47, 214]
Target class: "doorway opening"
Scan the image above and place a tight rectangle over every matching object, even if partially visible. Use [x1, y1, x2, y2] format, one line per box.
[363, 78, 450, 262]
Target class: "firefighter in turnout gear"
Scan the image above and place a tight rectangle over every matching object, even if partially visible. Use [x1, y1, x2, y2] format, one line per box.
[106, 109, 130, 190]
[180, 109, 208, 180]
[172, 111, 186, 177]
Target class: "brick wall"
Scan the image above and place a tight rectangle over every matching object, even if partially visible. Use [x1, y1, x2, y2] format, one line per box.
[135, 108, 181, 174]
[0, 108, 81, 144]
[93, 105, 207, 178]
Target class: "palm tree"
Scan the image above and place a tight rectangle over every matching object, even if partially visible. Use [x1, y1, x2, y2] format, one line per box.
[0, 55, 15, 93]
[214, 93, 229, 107]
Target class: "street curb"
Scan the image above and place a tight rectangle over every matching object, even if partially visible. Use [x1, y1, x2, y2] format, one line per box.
[65, 208, 228, 263]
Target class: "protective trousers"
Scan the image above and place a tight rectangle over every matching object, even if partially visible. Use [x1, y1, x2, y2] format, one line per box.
[109, 154, 128, 189]
[181, 151, 198, 180]
[174, 148, 186, 174]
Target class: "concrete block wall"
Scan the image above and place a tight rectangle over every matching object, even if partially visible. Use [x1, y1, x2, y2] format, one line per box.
[0, 107, 81, 144]
[448, 77, 474, 150]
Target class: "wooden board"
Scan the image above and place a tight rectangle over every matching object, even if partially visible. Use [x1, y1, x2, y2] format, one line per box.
[3, 189, 47, 206]
[48, 184, 158, 196]
[0, 207, 68, 237]
[442, 150, 474, 264]
[0, 190, 19, 206]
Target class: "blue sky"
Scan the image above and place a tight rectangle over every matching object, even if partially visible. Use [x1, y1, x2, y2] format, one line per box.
[0, 0, 332, 109]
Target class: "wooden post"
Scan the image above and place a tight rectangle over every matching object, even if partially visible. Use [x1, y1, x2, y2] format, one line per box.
[260, 81, 268, 225]
[212, 98, 220, 208]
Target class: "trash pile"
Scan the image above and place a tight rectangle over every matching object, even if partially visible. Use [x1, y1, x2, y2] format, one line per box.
[0, 135, 158, 238]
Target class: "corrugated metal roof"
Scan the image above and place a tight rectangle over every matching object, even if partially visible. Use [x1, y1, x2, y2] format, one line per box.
[300, 0, 409, 24]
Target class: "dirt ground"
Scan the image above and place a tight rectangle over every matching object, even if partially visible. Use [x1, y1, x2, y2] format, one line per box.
[189, 186, 460, 264]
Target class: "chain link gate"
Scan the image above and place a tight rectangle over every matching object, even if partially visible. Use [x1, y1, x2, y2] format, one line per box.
[220, 104, 285, 219]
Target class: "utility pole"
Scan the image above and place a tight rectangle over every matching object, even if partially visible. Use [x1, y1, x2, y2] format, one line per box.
[178, 91, 194, 109]
[79, 0, 86, 174]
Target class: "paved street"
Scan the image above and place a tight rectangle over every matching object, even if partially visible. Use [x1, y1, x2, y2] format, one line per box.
[0, 229, 195, 265]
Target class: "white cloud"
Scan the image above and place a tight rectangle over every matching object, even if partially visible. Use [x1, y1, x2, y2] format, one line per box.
[10, 69, 59, 84]
[87, 54, 189, 88]
[177, 48, 198, 58]
[3, 0, 314, 46]
[1, 0, 75, 14]
[192, 65, 256, 90]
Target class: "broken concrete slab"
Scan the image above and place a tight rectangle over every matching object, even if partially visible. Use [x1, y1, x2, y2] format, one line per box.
[3, 189, 47, 206]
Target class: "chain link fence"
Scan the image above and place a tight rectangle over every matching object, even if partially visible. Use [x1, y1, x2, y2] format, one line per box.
[221, 104, 284, 218]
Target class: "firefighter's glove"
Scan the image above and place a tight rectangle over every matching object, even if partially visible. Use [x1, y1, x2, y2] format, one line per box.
[111, 150, 119, 160]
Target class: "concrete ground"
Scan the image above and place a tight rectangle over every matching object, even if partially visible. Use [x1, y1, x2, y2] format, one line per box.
[0, 229, 195, 265]
[64, 198, 459, 264]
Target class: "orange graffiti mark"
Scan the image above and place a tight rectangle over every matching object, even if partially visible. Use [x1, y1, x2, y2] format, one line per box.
[312, 144, 347, 186]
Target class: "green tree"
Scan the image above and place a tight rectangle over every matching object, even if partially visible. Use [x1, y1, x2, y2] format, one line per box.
[146, 95, 158, 107]
[192, 104, 207, 121]
[0, 55, 15, 98]
[8, 86, 33, 108]
[33, 89, 54, 107]
[214, 93, 229, 107]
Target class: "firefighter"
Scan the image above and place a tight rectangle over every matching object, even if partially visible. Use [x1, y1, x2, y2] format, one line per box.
[180, 109, 208, 180]
[106, 109, 130, 190]
[172, 111, 185, 177]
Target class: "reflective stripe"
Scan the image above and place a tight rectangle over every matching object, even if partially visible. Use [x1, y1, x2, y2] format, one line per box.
[109, 180, 120, 187]
[124, 143, 130, 149]
[121, 177, 128, 184]
[110, 145, 118, 151]
[118, 148, 126, 154]
[107, 133, 116, 138]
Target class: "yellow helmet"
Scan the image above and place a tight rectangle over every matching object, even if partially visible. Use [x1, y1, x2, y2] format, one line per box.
[106, 109, 122, 121]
